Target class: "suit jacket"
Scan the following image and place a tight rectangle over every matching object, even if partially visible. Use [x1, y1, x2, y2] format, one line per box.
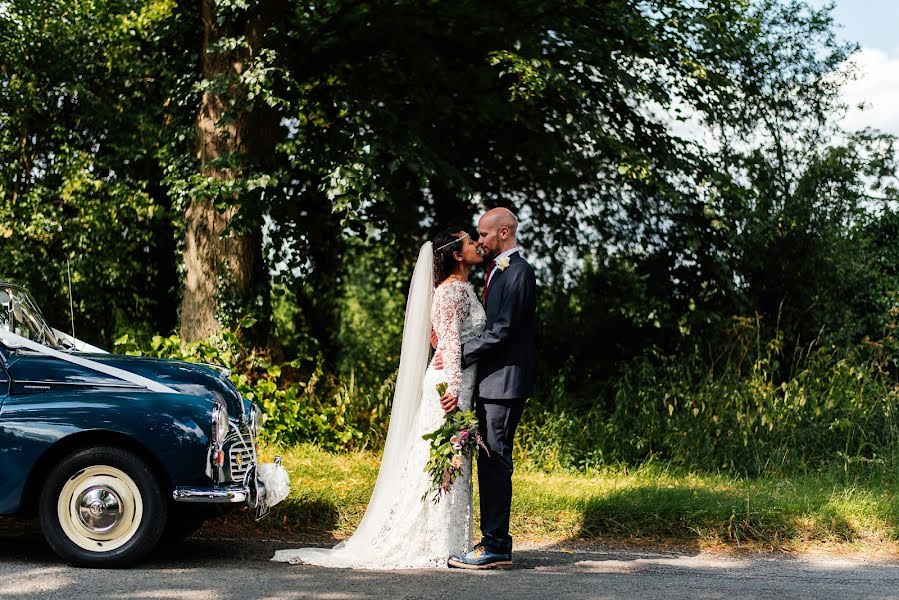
[461, 251, 537, 400]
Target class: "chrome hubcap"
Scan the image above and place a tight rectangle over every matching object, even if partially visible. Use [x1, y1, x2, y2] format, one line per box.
[77, 486, 123, 533]
[57, 465, 143, 552]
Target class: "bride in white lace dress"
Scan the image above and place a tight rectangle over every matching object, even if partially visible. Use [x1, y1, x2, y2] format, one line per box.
[272, 228, 486, 569]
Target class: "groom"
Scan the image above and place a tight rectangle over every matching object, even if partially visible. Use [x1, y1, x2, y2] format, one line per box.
[439, 207, 537, 570]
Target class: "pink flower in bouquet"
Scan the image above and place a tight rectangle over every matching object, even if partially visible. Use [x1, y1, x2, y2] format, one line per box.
[421, 408, 487, 503]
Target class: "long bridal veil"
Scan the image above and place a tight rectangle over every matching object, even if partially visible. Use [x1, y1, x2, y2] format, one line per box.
[272, 241, 435, 567]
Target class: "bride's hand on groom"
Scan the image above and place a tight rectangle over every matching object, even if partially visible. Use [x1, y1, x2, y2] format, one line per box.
[430, 329, 445, 370]
[439, 392, 458, 413]
[432, 351, 443, 370]
[431, 329, 443, 371]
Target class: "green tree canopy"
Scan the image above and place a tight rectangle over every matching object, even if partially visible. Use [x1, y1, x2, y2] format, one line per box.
[2, 0, 897, 382]
[0, 0, 192, 338]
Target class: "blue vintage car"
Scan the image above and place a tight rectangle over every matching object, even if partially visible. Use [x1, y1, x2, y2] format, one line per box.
[0, 281, 287, 567]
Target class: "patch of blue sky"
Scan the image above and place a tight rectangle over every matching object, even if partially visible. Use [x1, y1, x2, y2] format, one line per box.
[807, 0, 899, 53]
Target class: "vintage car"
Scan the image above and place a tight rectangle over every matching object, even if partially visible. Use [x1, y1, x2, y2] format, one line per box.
[0, 281, 288, 567]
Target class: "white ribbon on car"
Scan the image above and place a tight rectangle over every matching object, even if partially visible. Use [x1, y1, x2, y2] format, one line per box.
[0, 329, 179, 394]
[257, 461, 291, 508]
[51, 328, 109, 354]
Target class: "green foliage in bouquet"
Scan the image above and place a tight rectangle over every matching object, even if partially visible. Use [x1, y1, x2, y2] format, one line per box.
[422, 382, 488, 502]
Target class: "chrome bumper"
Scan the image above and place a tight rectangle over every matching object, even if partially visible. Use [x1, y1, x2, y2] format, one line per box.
[172, 485, 250, 503]
[172, 459, 279, 521]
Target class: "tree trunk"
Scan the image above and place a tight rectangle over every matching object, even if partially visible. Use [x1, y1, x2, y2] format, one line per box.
[180, 0, 280, 341]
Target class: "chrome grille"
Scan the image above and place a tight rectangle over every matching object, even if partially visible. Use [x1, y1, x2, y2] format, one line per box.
[225, 424, 257, 483]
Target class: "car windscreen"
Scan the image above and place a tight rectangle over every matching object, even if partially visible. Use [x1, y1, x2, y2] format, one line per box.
[0, 286, 60, 348]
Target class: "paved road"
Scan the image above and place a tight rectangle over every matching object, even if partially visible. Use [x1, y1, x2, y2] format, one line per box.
[1, 522, 899, 599]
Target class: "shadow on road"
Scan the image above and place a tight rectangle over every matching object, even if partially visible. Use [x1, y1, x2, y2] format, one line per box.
[0, 517, 57, 564]
[5, 518, 899, 600]
[0, 514, 681, 572]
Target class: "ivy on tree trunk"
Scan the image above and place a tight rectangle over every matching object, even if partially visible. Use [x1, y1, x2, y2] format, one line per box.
[180, 0, 282, 342]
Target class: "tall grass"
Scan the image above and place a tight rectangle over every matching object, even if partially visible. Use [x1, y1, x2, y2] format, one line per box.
[518, 317, 899, 475]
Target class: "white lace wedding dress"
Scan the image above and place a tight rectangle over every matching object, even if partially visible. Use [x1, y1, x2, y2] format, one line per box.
[273, 244, 486, 569]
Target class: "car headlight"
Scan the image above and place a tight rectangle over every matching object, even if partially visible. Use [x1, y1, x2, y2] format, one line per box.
[211, 401, 229, 445]
[248, 402, 260, 439]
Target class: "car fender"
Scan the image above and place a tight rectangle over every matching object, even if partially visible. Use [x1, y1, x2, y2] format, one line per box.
[0, 390, 214, 514]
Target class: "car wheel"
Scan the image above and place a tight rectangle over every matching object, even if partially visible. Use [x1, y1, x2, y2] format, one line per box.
[39, 446, 167, 568]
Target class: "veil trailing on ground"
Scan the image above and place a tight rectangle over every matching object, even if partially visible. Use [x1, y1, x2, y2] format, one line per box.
[272, 242, 435, 567]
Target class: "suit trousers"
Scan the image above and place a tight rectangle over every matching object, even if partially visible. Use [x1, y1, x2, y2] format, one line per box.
[475, 398, 525, 554]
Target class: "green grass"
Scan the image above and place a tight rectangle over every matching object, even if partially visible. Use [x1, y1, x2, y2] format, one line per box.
[243, 444, 899, 551]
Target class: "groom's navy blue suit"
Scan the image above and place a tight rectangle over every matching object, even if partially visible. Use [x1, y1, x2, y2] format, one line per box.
[461, 250, 537, 554]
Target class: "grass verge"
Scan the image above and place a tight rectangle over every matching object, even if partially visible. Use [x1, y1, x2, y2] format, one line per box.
[209, 444, 899, 553]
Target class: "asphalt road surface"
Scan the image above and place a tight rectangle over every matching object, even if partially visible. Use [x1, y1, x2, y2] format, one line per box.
[1, 521, 898, 599]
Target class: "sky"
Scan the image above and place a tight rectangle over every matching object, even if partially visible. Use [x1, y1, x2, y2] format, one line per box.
[808, 0, 899, 135]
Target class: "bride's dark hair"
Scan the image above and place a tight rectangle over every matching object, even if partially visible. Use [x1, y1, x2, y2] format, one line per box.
[432, 227, 466, 287]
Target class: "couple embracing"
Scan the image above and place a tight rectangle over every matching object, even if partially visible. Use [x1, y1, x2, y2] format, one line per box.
[273, 207, 537, 570]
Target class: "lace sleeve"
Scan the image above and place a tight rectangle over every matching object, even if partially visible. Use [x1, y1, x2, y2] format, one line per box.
[433, 281, 470, 398]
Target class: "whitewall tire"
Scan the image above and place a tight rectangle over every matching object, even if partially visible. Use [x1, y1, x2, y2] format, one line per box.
[39, 447, 166, 567]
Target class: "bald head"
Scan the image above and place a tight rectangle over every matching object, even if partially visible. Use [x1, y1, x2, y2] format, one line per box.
[476, 207, 519, 259]
[482, 207, 518, 236]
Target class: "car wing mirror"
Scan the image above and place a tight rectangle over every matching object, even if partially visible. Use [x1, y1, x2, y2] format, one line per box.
[51, 328, 107, 353]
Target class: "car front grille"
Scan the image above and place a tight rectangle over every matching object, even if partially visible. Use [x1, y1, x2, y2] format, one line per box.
[225, 424, 257, 483]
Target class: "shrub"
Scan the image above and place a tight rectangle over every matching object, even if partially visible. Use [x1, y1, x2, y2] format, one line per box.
[113, 329, 393, 451]
[518, 316, 899, 475]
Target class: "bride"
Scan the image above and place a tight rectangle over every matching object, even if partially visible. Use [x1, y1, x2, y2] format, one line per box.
[272, 228, 486, 569]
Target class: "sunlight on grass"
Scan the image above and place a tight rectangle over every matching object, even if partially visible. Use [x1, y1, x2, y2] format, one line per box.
[256, 443, 899, 550]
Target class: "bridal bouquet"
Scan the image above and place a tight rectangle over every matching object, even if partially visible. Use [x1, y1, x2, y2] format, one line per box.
[421, 382, 488, 503]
